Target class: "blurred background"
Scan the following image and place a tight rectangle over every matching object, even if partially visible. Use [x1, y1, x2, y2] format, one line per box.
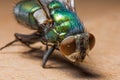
[0, 0, 120, 80]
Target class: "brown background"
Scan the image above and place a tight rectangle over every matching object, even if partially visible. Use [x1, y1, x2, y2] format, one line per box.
[0, 0, 120, 80]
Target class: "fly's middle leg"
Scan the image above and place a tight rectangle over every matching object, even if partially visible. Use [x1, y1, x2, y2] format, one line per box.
[42, 45, 56, 68]
[14, 33, 42, 50]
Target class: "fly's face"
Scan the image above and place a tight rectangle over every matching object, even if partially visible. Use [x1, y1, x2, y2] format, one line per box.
[60, 32, 95, 62]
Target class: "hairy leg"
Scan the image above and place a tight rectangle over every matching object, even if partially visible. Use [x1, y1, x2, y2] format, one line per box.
[42, 45, 56, 68]
[0, 32, 42, 50]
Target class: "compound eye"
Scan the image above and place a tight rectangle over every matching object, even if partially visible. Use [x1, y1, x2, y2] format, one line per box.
[60, 36, 76, 56]
[89, 33, 95, 50]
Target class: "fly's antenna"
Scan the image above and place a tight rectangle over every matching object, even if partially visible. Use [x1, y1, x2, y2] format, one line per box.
[0, 39, 18, 51]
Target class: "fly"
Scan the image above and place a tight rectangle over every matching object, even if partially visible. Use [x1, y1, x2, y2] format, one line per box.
[0, 0, 95, 68]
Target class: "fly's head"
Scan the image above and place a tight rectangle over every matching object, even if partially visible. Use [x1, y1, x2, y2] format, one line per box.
[60, 32, 95, 62]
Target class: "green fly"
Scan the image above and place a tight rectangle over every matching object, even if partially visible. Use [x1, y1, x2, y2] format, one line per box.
[0, 0, 95, 68]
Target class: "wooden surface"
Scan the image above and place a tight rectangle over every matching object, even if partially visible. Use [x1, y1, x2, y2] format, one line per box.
[0, 0, 120, 80]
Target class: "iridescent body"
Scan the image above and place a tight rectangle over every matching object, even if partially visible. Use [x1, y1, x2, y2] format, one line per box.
[0, 0, 95, 67]
[46, 0, 85, 42]
[14, 0, 42, 29]
[14, 0, 85, 43]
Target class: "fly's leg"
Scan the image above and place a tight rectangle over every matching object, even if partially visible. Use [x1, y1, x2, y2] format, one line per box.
[45, 41, 49, 51]
[0, 39, 19, 50]
[42, 45, 56, 68]
[0, 32, 42, 51]
[14, 33, 41, 50]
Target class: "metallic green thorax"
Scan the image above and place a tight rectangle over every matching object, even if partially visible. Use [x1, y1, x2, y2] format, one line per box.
[46, 0, 85, 43]
[14, 0, 41, 29]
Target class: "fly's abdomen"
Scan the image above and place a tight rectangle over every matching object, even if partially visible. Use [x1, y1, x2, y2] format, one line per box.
[14, 0, 47, 30]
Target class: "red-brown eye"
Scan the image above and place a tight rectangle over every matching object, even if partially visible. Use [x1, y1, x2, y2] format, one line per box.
[89, 33, 95, 50]
[60, 36, 76, 56]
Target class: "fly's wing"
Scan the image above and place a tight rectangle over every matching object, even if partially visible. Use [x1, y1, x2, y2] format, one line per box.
[38, 0, 64, 19]
[59, 0, 76, 12]
[69, 0, 76, 12]
[40, 0, 76, 12]
[37, 0, 76, 19]
[37, 0, 51, 19]
[40, 0, 64, 4]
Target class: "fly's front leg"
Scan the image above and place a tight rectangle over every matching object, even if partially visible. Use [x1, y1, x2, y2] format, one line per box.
[42, 45, 56, 68]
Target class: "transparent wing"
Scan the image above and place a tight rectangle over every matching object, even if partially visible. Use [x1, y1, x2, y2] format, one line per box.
[37, 0, 76, 19]
[37, 0, 51, 19]
[40, 0, 76, 12]
[69, 0, 76, 12]
[60, 0, 76, 12]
